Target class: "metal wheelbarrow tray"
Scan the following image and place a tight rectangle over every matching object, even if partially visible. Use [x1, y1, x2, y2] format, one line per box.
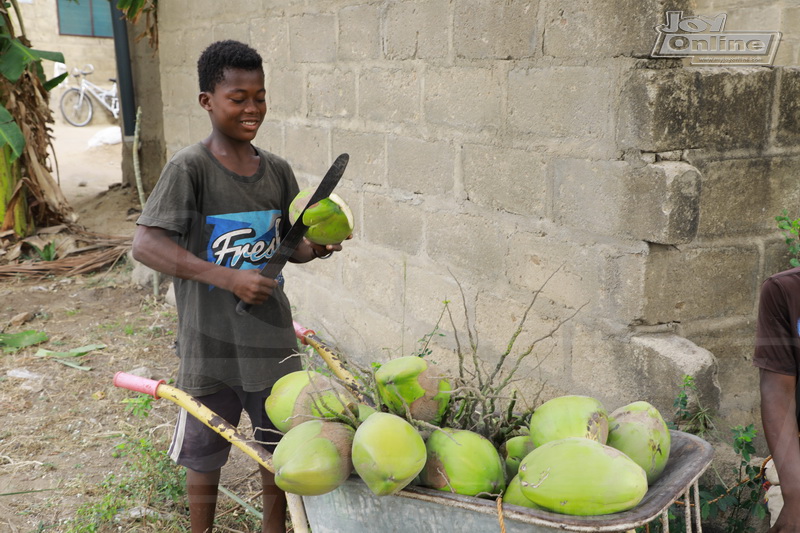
[302, 430, 712, 533]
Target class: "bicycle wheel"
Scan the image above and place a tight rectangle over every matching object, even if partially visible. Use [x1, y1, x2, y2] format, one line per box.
[60, 88, 93, 127]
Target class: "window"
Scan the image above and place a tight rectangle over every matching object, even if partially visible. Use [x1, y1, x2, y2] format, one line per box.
[57, 0, 114, 38]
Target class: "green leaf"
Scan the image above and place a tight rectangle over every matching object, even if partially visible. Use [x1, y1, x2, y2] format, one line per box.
[0, 330, 48, 351]
[0, 105, 25, 161]
[0, 37, 36, 82]
[30, 48, 65, 64]
[35, 344, 107, 358]
[44, 71, 68, 91]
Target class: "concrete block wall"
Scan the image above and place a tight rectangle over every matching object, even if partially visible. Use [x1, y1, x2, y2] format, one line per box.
[151, 0, 799, 435]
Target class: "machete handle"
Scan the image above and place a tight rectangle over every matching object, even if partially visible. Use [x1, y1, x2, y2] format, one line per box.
[113, 371, 165, 399]
[235, 299, 250, 316]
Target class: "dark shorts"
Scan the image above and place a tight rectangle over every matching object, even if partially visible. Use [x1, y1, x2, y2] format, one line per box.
[168, 385, 281, 472]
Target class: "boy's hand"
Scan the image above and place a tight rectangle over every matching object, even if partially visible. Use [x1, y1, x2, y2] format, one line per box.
[230, 269, 278, 304]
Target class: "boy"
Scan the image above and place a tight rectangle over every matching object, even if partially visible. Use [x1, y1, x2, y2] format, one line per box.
[754, 267, 800, 532]
[132, 40, 344, 533]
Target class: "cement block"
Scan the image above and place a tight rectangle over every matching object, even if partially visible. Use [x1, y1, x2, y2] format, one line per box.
[775, 68, 800, 147]
[307, 68, 356, 118]
[256, 121, 284, 156]
[362, 192, 425, 255]
[461, 144, 547, 217]
[332, 131, 386, 187]
[251, 16, 290, 65]
[384, 0, 449, 60]
[425, 211, 506, 275]
[505, 232, 601, 313]
[763, 239, 795, 281]
[424, 67, 504, 130]
[541, 0, 691, 59]
[453, 0, 539, 60]
[359, 67, 420, 123]
[643, 244, 760, 324]
[289, 13, 337, 63]
[693, 156, 800, 239]
[387, 136, 454, 195]
[340, 247, 404, 317]
[338, 4, 381, 61]
[508, 66, 615, 141]
[474, 289, 569, 379]
[626, 161, 701, 244]
[618, 67, 775, 152]
[268, 69, 304, 117]
[284, 125, 329, 175]
[685, 319, 760, 429]
[571, 328, 720, 416]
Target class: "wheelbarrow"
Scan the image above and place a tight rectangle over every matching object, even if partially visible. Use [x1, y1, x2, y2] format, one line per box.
[113, 321, 714, 533]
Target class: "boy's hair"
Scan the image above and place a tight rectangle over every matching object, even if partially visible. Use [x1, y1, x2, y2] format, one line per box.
[197, 40, 264, 93]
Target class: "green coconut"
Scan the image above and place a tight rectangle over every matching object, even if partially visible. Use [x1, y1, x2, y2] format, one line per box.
[501, 435, 536, 479]
[272, 420, 355, 496]
[518, 437, 648, 516]
[607, 401, 671, 484]
[529, 395, 609, 447]
[375, 356, 452, 424]
[265, 370, 357, 433]
[419, 428, 506, 497]
[503, 475, 545, 510]
[289, 189, 354, 245]
[351, 412, 427, 496]
[356, 403, 377, 423]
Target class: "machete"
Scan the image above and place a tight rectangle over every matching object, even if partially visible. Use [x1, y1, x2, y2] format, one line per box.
[236, 153, 349, 315]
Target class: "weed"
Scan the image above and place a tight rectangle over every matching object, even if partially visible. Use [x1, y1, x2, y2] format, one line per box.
[638, 377, 768, 533]
[776, 210, 800, 267]
[121, 393, 154, 418]
[63, 434, 187, 533]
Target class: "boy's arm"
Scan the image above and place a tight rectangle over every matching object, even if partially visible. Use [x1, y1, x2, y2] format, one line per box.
[132, 225, 278, 305]
[760, 369, 800, 532]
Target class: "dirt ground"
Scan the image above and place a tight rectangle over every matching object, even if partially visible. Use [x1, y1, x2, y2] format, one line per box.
[0, 121, 262, 532]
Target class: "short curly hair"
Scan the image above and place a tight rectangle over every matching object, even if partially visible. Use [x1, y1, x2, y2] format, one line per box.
[197, 40, 264, 93]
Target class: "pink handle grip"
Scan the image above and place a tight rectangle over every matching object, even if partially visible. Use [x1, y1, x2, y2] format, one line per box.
[293, 321, 315, 345]
[113, 371, 165, 398]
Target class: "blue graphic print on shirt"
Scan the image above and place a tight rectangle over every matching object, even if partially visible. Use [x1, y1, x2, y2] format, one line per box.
[205, 211, 285, 287]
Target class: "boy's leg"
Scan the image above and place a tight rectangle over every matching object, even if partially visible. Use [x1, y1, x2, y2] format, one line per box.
[187, 467, 222, 533]
[260, 464, 287, 533]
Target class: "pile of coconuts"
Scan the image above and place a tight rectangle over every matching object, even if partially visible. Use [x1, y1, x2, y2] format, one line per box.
[265, 354, 672, 516]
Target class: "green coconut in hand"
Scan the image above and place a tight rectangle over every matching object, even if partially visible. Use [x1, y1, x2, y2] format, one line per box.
[529, 395, 609, 447]
[265, 370, 358, 433]
[419, 428, 506, 497]
[351, 412, 427, 496]
[375, 356, 452, 424]
[606, 401, 671, 484]
[272, 420, 355, 496]
[289, 189, 354, 245]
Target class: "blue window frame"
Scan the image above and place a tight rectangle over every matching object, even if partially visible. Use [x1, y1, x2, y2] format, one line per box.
[57, 0, 114, 38]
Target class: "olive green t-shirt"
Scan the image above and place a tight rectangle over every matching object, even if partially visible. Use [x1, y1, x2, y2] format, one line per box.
[137, 143, 301, 395]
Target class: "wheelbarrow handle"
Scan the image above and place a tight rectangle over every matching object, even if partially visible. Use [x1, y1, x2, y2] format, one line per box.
[293, 321, 315, 344]
[113, 371, 165, 398]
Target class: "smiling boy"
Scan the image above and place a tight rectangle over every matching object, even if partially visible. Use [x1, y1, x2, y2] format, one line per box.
[132, 40, 343, 533]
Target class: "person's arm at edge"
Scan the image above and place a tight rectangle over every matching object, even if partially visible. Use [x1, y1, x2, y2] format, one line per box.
[760, 368, 800, 532]
[132, 224, 277, 305]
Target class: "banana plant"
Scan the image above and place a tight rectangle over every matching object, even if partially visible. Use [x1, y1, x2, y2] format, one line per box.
[0, 0, 68, 236]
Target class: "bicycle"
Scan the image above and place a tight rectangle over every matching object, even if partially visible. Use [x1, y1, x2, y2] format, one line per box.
[59, 64, 119, 127]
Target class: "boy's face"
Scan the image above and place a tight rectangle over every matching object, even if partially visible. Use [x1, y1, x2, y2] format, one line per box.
[199, 67, 266, 143]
